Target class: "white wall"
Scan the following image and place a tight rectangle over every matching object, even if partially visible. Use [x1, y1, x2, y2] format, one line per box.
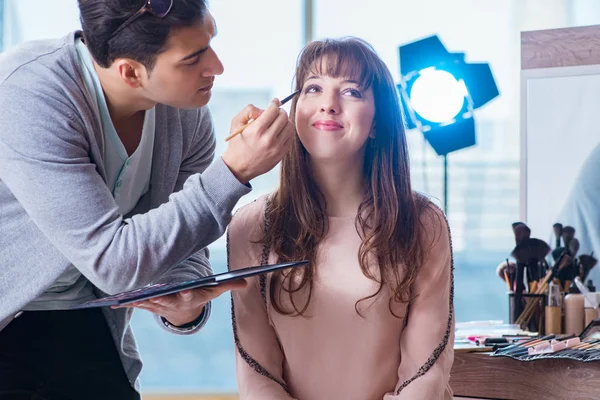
[571, 0, 600, 26]
[3, 0, 80, 49]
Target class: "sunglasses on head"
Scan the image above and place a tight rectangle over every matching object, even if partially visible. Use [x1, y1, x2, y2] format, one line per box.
[109, 0, 174, 40]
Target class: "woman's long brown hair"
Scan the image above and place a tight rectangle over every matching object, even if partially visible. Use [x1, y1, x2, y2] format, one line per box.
[263, 37, 430, 317]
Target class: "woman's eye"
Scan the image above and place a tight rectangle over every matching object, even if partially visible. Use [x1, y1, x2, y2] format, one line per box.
[343, 88, 362, 98]
[304, 84, 320, 94]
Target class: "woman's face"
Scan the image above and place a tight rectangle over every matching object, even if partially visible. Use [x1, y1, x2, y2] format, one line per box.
[294, 61, 375, 164]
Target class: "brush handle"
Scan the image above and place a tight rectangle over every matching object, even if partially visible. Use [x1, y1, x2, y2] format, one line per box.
[515, 289, 546, 327]
[504, 270, 512, 291]
[280, 89, 301, 105]
[224, 120, 254, 142]
[224, 90, 299, 142]
[523, 256, 572, 327]
[517, 282, 548, 323]
[515, 271, 553, 326]
[516, 263, 525, 293]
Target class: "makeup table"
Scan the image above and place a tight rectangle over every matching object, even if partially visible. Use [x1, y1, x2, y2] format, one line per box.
[450, 350, 600, 399]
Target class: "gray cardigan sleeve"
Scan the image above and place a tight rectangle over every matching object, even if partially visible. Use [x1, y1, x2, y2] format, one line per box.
[151, 109, 220, 334]
[0, 82, 250, 296]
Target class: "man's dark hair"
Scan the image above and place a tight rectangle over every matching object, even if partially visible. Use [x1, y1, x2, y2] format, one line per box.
[78, 0, 208, 70]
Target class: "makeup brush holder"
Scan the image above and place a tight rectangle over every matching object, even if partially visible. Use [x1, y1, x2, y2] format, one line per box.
[509, 293, 546, 334]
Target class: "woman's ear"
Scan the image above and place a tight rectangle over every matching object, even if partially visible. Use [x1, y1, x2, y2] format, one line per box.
[369, 121, 376, 139]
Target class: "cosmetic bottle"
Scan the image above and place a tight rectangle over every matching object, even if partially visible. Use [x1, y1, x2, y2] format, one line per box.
[564, 283, 585, 335]
[545, 281, 563, 334]
[584, 280, 599, 327]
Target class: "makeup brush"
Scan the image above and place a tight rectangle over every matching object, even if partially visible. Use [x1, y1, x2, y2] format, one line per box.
[495, 334, 557, 357]
[496, 259, 516, 291]
[510, 223, 537, 294]
[511, 238, 551, 265]
[559, 232, 579, 292]
[512, 222, 531, 245]
[512, 221, 526, 229]
[528, 259, 541, 293]
[562, 226, 576, 249]
[516, 253, 572, 327]
[224, 89, 301, 142]
[551, 223, 565, 261]
[568, 237, 581, 280]
[580, 253, 598, 282]
[553, 223, 563, 248]
[568, 237, 580, 258]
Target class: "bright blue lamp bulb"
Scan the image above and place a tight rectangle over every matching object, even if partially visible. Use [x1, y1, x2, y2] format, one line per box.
[409, 69, 467, 124]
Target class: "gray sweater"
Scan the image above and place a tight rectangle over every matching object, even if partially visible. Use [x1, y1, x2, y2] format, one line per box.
[0, 32, 250, 390]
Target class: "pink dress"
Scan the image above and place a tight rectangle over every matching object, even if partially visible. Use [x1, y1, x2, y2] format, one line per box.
[228, 195, 454, 399]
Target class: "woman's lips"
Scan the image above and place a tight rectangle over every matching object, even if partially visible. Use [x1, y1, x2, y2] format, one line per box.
[313, 120, 343, 131]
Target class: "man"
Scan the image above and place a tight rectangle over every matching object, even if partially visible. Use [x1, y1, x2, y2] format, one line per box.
[553, 143, 600, 285]
[0, 0, 293, 398]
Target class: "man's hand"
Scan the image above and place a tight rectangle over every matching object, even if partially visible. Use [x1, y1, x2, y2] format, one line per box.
[117, 279, 247, 326]
[222, 98, 295, 184]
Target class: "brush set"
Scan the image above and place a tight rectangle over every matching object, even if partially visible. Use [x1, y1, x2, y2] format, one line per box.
[492, 334, 600, 362]
[496, 222, 598, 332]
[497, 222, 597, 295]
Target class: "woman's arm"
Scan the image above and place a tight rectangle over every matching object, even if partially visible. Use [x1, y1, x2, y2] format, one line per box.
[228, 199, 296, 400]
[384, 204, 455, 400]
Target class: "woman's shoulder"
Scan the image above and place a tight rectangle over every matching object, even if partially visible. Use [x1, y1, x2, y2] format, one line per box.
[229, 194, 271, 239]
[413, 192, 450, 247]
[227, 194, 273, 269]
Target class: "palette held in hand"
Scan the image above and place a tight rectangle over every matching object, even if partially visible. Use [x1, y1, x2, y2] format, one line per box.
[71, 260, 308, 309]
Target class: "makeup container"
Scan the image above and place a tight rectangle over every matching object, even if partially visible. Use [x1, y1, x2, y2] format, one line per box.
[545, 281, 563, 335]
[564, 284, 585, 335]
[509, 293, 545, 334]
[583, 280, 600, 327]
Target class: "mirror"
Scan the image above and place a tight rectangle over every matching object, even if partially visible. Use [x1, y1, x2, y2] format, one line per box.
[521, 25, 600, 284]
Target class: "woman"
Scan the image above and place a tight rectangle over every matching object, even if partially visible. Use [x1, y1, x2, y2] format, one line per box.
[228, 37, 454, 399]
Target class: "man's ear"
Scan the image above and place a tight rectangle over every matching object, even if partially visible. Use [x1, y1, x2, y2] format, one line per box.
[114, 58, 147, 89]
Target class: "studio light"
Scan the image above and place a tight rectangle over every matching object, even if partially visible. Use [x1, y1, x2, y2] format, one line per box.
[397, 35, 499, 213]
[409, 68, 467, 124]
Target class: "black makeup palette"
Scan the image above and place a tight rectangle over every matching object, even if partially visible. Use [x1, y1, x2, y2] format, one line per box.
[70, 260, 308, 309]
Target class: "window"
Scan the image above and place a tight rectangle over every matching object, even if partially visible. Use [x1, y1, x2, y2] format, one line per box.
[3, 0, 600, 395]
[311, 0, 600, 324]
[0, 0, 302, 394]
[0, 0, 4, 52]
